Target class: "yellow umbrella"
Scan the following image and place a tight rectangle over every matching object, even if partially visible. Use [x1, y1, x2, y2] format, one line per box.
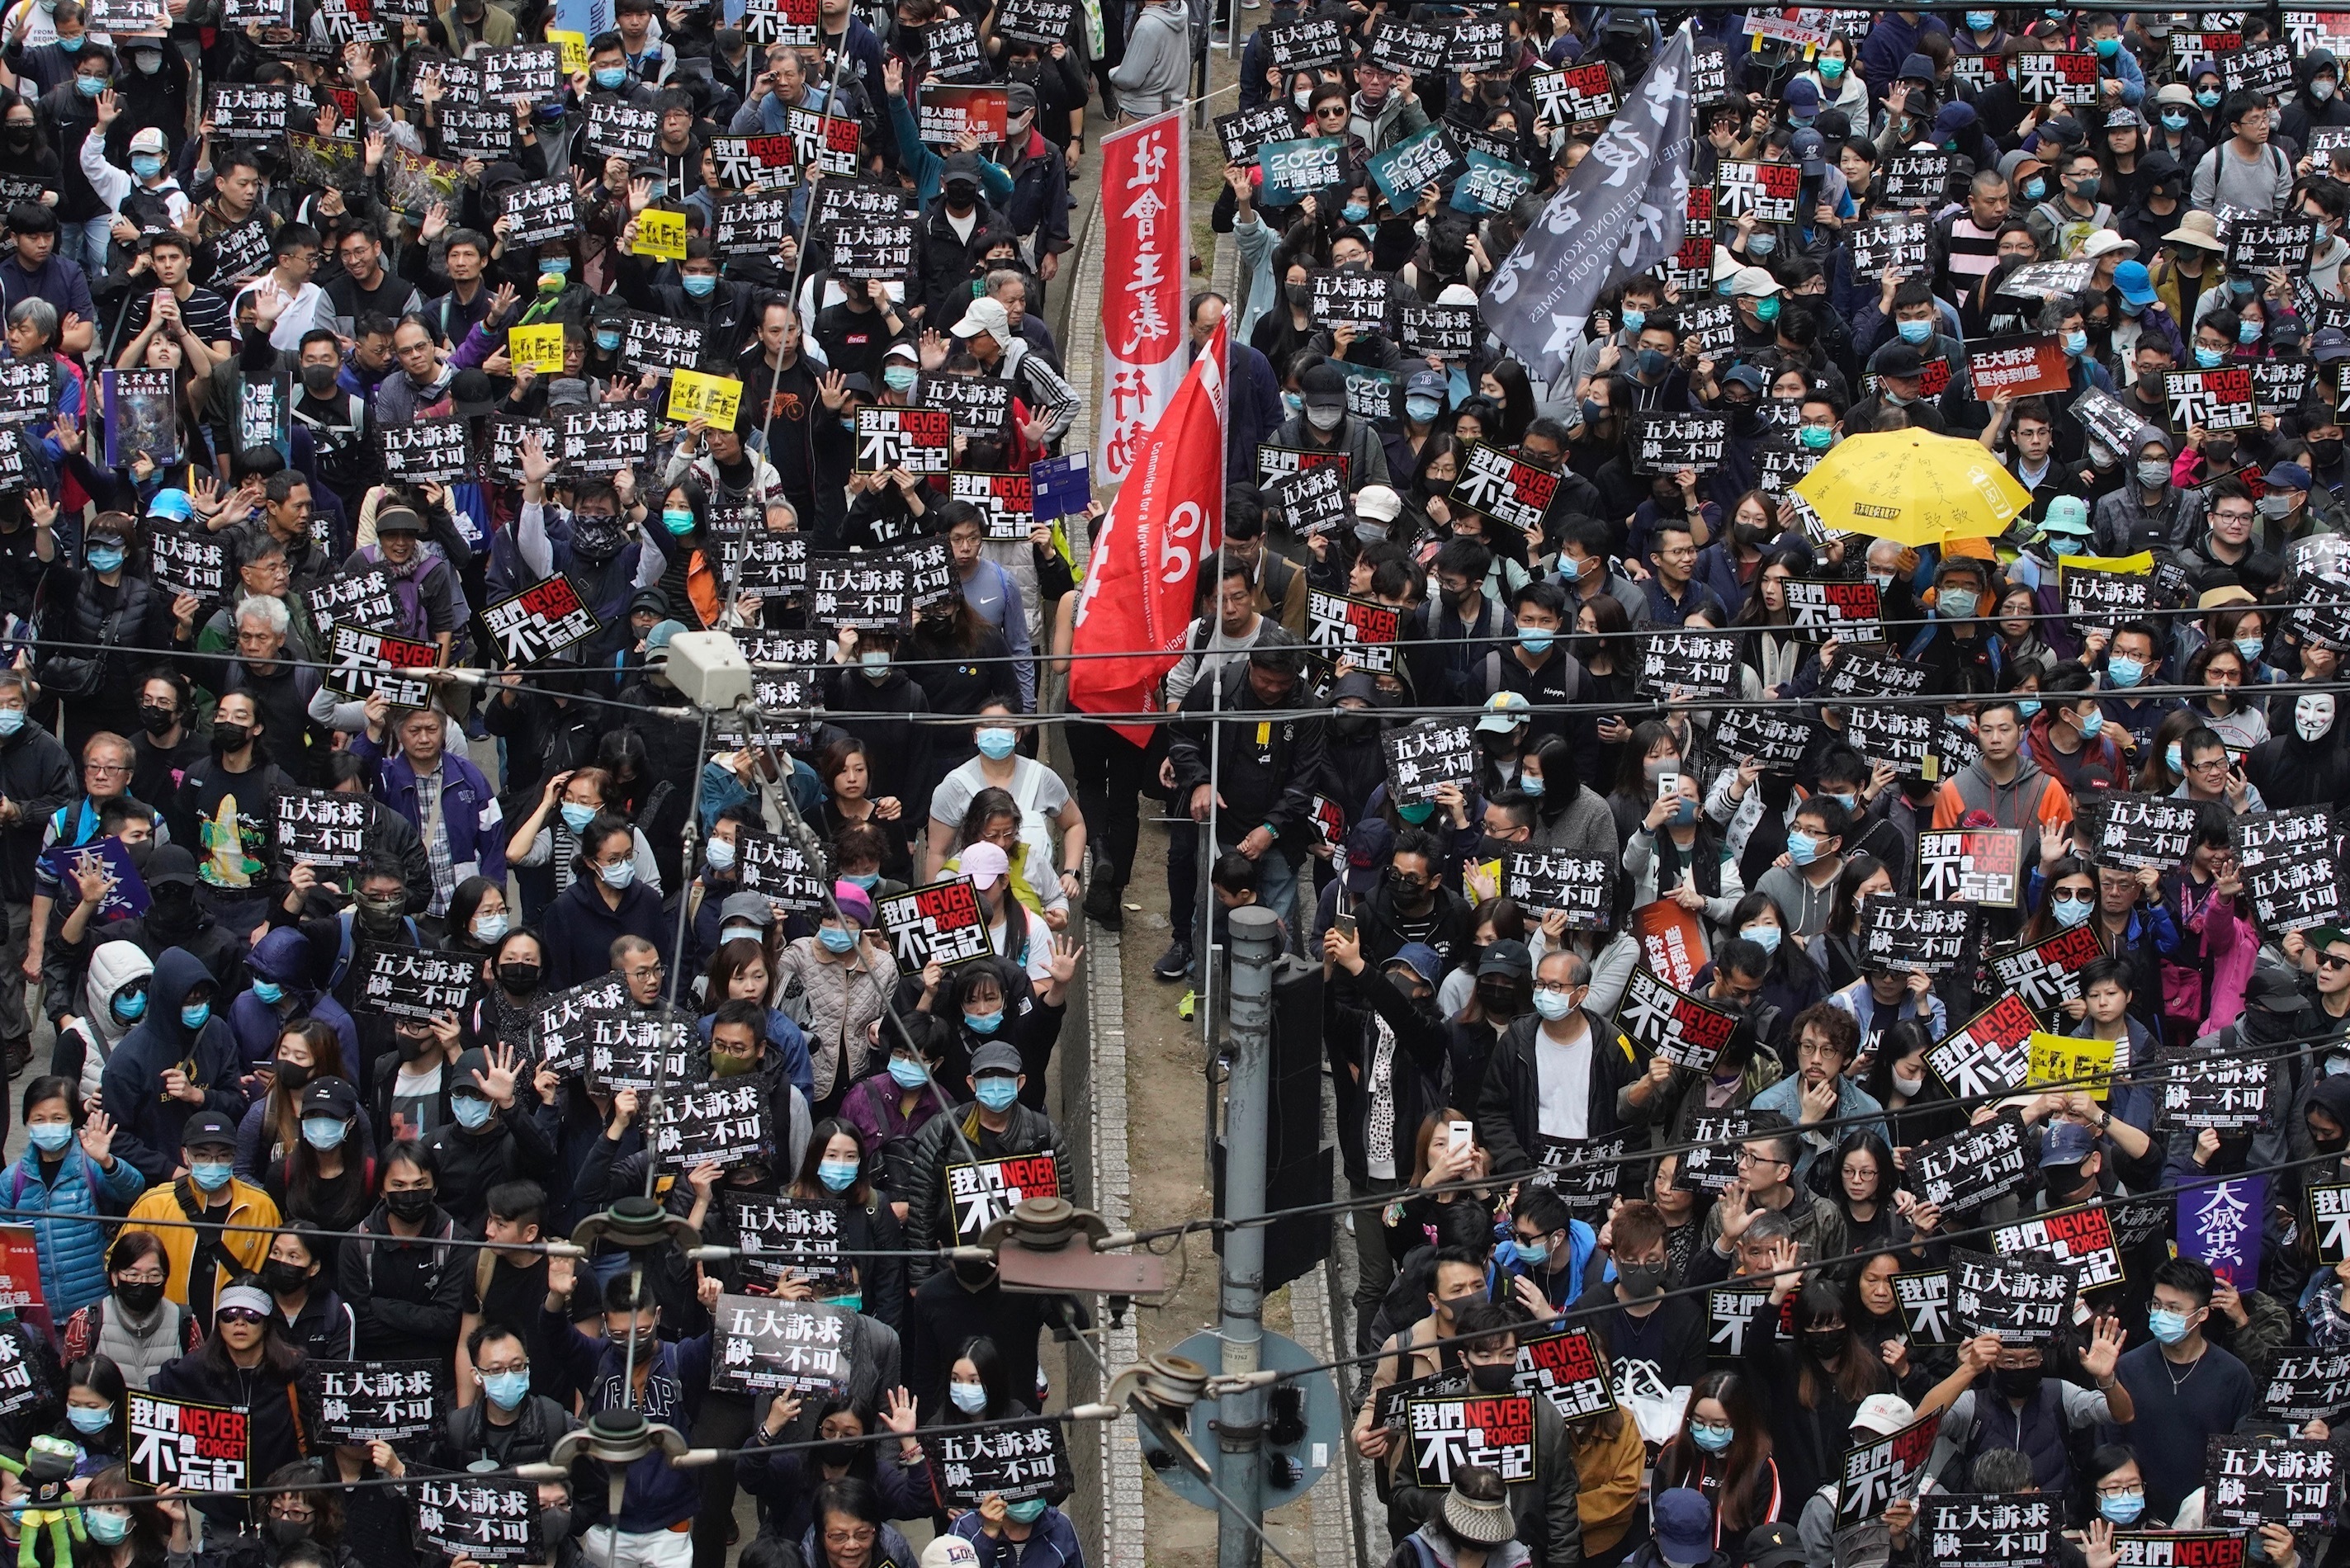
[1791, 430, 2035, 547]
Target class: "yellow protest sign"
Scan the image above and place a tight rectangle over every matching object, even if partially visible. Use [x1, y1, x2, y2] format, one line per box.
[2055, 550, 2156, 575]
[550, 28, 589, 73]
[2026, 1032, 2115, 1103]
[669, 369, 743, 431]
[507, 322, 567, 375]
[633, 207, 688, 262]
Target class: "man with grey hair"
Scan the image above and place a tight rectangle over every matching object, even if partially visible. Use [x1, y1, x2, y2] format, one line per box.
[986, 267, 1060, 371]
[0, 668, 72, 1074]
[219, 595, 328, 786]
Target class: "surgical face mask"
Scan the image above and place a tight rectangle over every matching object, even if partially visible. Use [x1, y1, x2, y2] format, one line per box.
[189, 1159, 233, 1193]
[598, 859, 636, 890]
[2023, 176, 2046, 201]
[1622, 309, 1646, 333]
[55, 33, 81, 50]
[2261, 492, 2300, 519]
[967, 1005, 1006, 1036]
[1280, 390, 1303, 417]
[68, 1405, 115, 1438]
[452, 1094, 494, 1131]
[302, 1116, 348, 1150]
[2197, 87, 2224, 109]
[1753, 295, 1781, 323]
[1818, 56, 1844, 78]
[180, 1001, 210, 1029]
[594, 65, 629, 87]
[890, 1056, 930, 1089]
[817, 1158, 859, 1192]
[131, 153, 163, 179]
[1938, 587, 1978, 619]
[860, 649, 891, 677]
[112, 989, 144, 1021]
[1341, 202, 1369, 223]
[26, 1123, 72, 1155]
[2230, 276, 2256, 296]
[1892, 1071, 1925, 1095]
[1397, 800, 1435, 824]
[86, 544, 125, 574]
[1406, 395, 1442, 423]
[560, 801, 597, 834]
[976, 726, 1018, 760]
[1005, 1499, 1047, 1525]
[682, 272, 717, 299]
[1518, 627, 1553, 655]
[1740, 923, 1782, 953]
[884, 365, 919, 392]
[2098, 1491, 2146, 1525]
[704, 837, 736, 874]
[2302, 695, 2338, 740]
[2017, 697, 2042, 720]
[595, 329, 622, 352]
[480, 1370, 531, 1410]
[75, 73, 104, 97]
[949, 1380, 988, 1414]
[2161, 109, 2189, 130]
[250, 980, 284, 1006]
[1799, 422, 1834, 451]
[2076, 706, 2104, 739]
[1786, 830, 1823, 866]
[83, 1510, 130, 1547]
[2106, 655, 2144, 688]
[973, 1075, 1019, 1110]
[1747, 233, 1777, 257]
[2322, 78, 2341, 101]
[2164, 741, 2184, 776]
[1557, 553, 1582, 583]
[2239, 318, 2263, 344]
[1292, 91, 1312, 111]
[542, 257, 571, 276]
[662, 507, 696, 536]
[1965, 10, 1993, 28]
[1306, 404, 1343, 432]
[818, 923, 857, 954]
[2231, 635, 2264, 664]
[1513, 1236, 1549, 1267]
[1533, 987, 1576, 1022]
[1691, 1422, 1734, 1454]
[472, 910, 509, 942]
[2062, 329, 2088, 357]
[2135, 458, 2172, 488]
[2095, 35, 2118, 57]
[2054, 895, 2094, 927]
[1521, 772, 1545, 798]
[1897, 319, 1932, 345]
[2146, 1307, 2192, 1344]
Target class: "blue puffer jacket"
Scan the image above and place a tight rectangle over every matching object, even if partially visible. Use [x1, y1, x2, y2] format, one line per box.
[0, 1141, 146, 1315]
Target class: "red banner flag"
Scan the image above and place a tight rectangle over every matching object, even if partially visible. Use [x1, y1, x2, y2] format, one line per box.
[1095, 107, 1189, 485]
[1067, 322, 1227, 745]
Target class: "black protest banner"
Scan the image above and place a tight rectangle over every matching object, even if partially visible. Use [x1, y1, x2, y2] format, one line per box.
[360, 947, 478, 1021]
[1991, 1202, 2125, 1291]
[1514, 1328, 1616, 1419]
[621, 311, 713, 374]
[729, 1194, 845, 1285]
[654, 1081, 773, 1173]
[480, 42, 560, 102]
[916, 373, 1016, 437]
[1672, 1109, 1752, 1197]
[1857, 897, 1974, 973]
[1213, 103, 1298, 163]
[1834, 1408, 1942, 1529]
[1713, 706, 1812, 770]
[327, 625, 437, 707]
[527, 975, 627, 1078]
[1629, 412, 1729, 475]
[2204, 1435, 2337, 1532]
[1847, 215, 1930, 279]
[735, 829, 827, 912]
[2155, 1051, 2270, 1131]
[2095, 792, 2201, 871]
[380, 414, 471, 481]
[1986, 923, 2105, 1014]
[1340, 364, 1402, 425]
[306, 1361, 439, 1448]
[1785, 579, 1884, 644]
[126, 1392, 247, 1490]
[929, 1419, 1070, 1505]
[584, 97, 660, 159]
[499, 177, 577, 246]
[307, 567, 400, 639]
[2112, 1535, 2247, 1568]
[808, 552, 910, 631]
[1876, 153, 1951, 210]
[2062, 564, 2157, 631]
[2166, 366, 2258, 432]
[1895, 1269, 1955, 1347]
[1950, 1247, 2076, 1344]
[2238, 807, 2333, 867]
[853, 407, 952, 474]
[1382, 720, 1477, 805]
[1498, 849, 1611, 929]
[1905, 1116, 2028, 1211]
[1914, 829, 2024, 907]
[1398, 302, 1478, 359]
[483, 577, 601, 667]
[1407, 1393, 1538, 1485]
[1615, 967, 1739, 1074]
[2072, 385, 2147, 457]
[148, 528, 227, 602]
[1449, 441, 1561, 533]
[878, 877, 993, 971]
[1925, 994, 2040, 1099]
[414, 1477, 540, 1563]
[1922, 1496, 2058, 1568]
[1635, 631, 1738, 700]
[1307, 267, 1397, 333]
[275, 788, 369, 868]
[946, 1150, 1060, 1241]
[2263, 1349, 2350, 1424]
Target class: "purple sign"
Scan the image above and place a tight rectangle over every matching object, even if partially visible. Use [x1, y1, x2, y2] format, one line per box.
[38, 834, 150, 922]
[2178, 1175, 2266, 1288]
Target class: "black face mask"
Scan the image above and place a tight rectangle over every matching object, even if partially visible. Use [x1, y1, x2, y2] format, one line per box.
[211, 722, 252, 753]
[1468, 1363, 1516, 1394]
[2, 128, 29, 151]
[1332, 711, 1377, 740]
[396, 1032, 434, 1062]
[385, 1188, 435, 1222]
[1803, 1327, 1846, 1358]
[2315, 438, 2344, 469]
[2043, 1165, 2086, 1202]
[541, 1509, 573, 1543]
[300, 363, 340, 398]
[1285, 282, 1312, 309]
[115, 1280, 164, 1315]
[266, 1521, 310, 1551]
[138, 704, 177, 735]
[572, 516, 625, 563]
[816, 1441, 858, 1469]
[1993, 1365, 2045, 1400]
[271, 1059, 310, 1090]
[261, 1259, 312, 1296]
[499, 962, 542, 994]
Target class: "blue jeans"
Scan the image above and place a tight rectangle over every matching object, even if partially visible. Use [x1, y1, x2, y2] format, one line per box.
[63, 215, 111, 281]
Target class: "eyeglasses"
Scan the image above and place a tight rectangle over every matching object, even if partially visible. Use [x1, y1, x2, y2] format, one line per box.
[822, 1528, 878, 1547]
[116, 1271, 166, 1286]
[1736, 1150, 1786, 1168]
[83, 762, 130, 776]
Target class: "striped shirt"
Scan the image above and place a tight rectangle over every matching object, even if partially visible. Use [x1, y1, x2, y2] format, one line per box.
[121, 284, 235, 351]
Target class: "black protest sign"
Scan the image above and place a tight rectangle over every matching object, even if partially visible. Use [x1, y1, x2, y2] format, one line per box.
[1366, 17, 1446, 73]
[2205, 1435, 2338, 1532]
[1446, 14, 1506, 68]
[735, 828, 827, 912]
[1514, 1328, 1616, 1419]
[584, 1011, 698, 1092]
[1365, 124, 1464, 210]
[275, 788, 369, 868]
[0, 427, 30, 498]
[2166, 366, 2258, 432]
[1925, 994, 2040, 1099]
[2012, 49, 2099, 103]
[787, 106, 862, 174]
[1673, 1110, 1752, 1197]
[437, 104, 518, 159]
[654, 1080, 773, 1173]
[2253, 357, 2316, 413]
[915, 373, 1016, 437]
[1992, 1202, 2125, 1291]
[1950, 1247, 2076, 1344]
[1407, 1393, 1538, 1485]
[1922, 1496, 2058, 1568]
[2223, 39, 2298, 95]
[1615, 966, 1738, 1074]
[2316, 1183, 2350, 1267]
[306, 1361, 439, 1448]
[1717, 158, 1800, 222]
[1757, 441, 1821, 500]
[991, 0, 1071, 43]
[816, 179, 919, 235]
[1906, 1116, 2028, 1211]
[1265, 15, 1345, 68]
[900, 536, 953, 612]
[1340, 364, 1402, 424]
[2230, 219, 2319, 276]
[414, 1477, 541, 1563]
[1895, 1269, 1955, 1347]
[380, 413, 471, 481]
[0, 1332, 44, 1420]
[712, 193, 797, 258]
[1283, 464, 1352, 537]
[1845, 703, 1939, 776]
[929, 1419, 1070, 1506]
[1305, 588, 1401, 676]
[808, 551, 910, 631]
[2095, 792, 2201, 871]
[1915, 828, 2024, 907]
[1785, 579, 1884, 644]
[1255, 444, 1349, 491]
[1876, 153, 1951, 210]
[853, 407, 952, 474]
[307, 567, 400, 638]
[2291, 572, 2350, 649]
[480, 43, 560, 102]
[707, 134, 797, 190]
[1450, 442, 1561, 533]
[740, 0, 817, 43]
[1636, 631, 1738, 700]
[729, 1194, 845, 1285]
[716, 533, 809, 596]
[1498, 849, 1610, 929]
[1307, 267, 1396, 333]
[559, 403, 653, 475]
[1453, 149, 1533, 215]
[1714, 706, 1812, 770]
[584, 97, 660, 160]
[126, 1392, 248, 1490]
[1834, 1408, 1942, 1529]
[1214, 103, 1298, 163]
[1629, 412, 1729, 475]
[1858, 897, 1975, 974]
[207, 83, 296, 139]
[2113, 1537, 2248, 1568]
[2062, 564, 2156, 631]
[1381, 720, 1477, 805]
[1529, 63, 1617, 130]
[1987, 923, 2105, 1014]
[2238, 806, 2332, 867]
[204, 217, 276, 287]
[148, 528, 227, 602]
[327, 625, 436, 707]
[2248, 846, 2344, 933]
[0, 359, 53, 425]
[360, 947, 479, 1021]
[620, 311, 713, 375]
[499, 177, 577, 246]
[1397, 302, 1478, 358]
[1822, 649, 1929, 701]
[2071, 384, 2146, 457]
[879, 877, 992, 971]
[946, 1151, 1060, 1241]
[1534, 1130, 1631, 1216]
[2156, 1050, 2270, 1131]
[1706, 1287, 1780, 1359]
[2263, 1349, 2350, 1424]
[1693, 36, 1728, 101]
[1256, 136, 1346, 204]
[924, 12, 986, 74]
[527, 975, 627, 1077]
[483, 576, 600, 667]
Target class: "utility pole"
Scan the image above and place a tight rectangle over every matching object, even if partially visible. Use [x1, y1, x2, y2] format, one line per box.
[1215, 904, 1280, 1568]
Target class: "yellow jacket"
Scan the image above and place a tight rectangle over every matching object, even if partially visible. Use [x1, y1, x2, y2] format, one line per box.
[124, 1179, 281, 1307]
